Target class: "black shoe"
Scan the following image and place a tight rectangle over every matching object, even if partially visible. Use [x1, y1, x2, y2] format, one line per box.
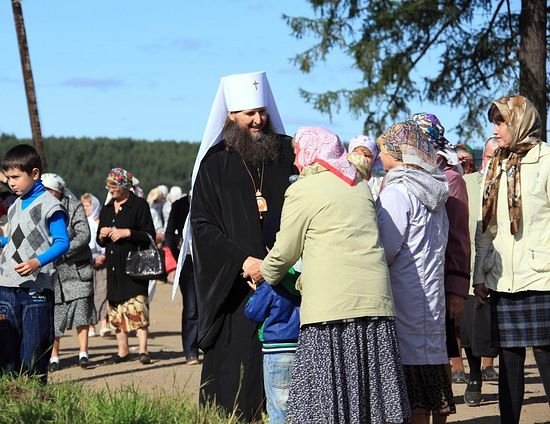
[79, 356, 90, 369]
[138, 353, 151, 365]
[482, 366, 499, 381]
[48, 361, 60, 373]
[104, 354, 130, 365]
[452, 370, 467, 383]
[464, 380, 482, 407]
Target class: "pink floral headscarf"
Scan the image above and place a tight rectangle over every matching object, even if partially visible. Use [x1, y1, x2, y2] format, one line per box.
[294, 127, 357, 186]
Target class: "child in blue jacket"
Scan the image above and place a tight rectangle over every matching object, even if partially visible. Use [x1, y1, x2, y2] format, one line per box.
[245, 268, 301, 424]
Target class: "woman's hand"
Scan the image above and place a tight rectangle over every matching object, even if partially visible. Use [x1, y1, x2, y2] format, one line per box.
[94, 255, 106, 268]
[99, 226, 112, 241]
[109, 228, 131, 242]
[474, 283, 490, 304]
[446, 293, 465, 321]
[242, 256, 263, 282]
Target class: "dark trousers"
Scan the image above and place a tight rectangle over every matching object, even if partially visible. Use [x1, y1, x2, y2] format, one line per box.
[178, 255, 198, 358]
[499, 345, 550, 424]
[0, 286, 54, 382]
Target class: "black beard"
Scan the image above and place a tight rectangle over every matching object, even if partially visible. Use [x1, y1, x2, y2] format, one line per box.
[223, 118, 281, 168]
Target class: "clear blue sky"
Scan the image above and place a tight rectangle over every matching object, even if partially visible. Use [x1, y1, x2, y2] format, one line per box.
[1, 1, 504, 148]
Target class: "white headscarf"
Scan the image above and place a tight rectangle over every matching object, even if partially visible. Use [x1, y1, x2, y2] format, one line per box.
[41, 173, 76, 200]
[166, 186, 183, 203]
[87, 194, 101, 221]
[173, 71, 285, 299]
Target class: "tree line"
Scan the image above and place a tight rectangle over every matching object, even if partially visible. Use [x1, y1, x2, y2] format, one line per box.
[0, 133, 200, 198]
[2, 133, 487, 202]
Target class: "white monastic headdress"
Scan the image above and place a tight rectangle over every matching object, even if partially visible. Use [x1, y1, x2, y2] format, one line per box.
[173, 71, 285, 299]
[190, 71, 285, 184]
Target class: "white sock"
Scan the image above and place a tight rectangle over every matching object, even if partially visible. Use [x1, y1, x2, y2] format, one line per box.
[50, 356, 59, 364]
[79, 352, 88, 359]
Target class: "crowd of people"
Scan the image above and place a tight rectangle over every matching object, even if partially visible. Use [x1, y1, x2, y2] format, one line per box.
[0, 156, 198, 374]
[0, 70, 549, 424]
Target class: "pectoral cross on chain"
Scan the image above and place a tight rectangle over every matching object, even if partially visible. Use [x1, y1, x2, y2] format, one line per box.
[252, 80, 259, 90]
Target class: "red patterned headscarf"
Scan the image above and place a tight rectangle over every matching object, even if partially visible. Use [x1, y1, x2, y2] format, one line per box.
[106, 167, 133, 190]
[294, 127, 357, 185]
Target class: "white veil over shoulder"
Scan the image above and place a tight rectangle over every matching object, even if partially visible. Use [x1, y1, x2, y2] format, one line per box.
[172, 71, 285, 299]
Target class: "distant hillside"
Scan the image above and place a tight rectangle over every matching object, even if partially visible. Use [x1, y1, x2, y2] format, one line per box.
[0, 134, 199, 198]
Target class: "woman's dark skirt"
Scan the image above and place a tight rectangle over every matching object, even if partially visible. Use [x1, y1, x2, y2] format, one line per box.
[286, 317, 410, 424]
[402, 364, 456, 415]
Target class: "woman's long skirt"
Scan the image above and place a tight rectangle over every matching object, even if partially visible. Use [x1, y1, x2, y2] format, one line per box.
[286, 317, 410, 424]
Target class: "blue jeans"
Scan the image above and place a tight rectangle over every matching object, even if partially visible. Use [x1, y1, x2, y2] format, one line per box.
[263, 352, 295, 424]
[178, 256, 198, 357]
[0, 286, 54, 381]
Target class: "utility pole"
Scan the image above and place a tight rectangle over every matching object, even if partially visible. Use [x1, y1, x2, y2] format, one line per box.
[11, 0, 47, 169]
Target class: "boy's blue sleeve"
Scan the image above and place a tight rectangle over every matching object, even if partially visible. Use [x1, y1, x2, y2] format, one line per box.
[36, 211, 70, 266]
[244, 283, 274, 323]
[0, 237, 7, 248]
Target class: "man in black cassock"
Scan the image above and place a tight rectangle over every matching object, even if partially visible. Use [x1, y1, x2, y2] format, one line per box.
[189, 72, 295, 422]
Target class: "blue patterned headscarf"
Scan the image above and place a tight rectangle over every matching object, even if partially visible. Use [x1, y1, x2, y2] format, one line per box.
[407, 113, 459, 166]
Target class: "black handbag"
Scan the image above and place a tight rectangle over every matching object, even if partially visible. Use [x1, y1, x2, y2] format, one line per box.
[125, 233, 166, 280]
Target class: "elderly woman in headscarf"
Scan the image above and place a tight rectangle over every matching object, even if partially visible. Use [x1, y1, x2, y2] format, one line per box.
[347, 134, 385, 199]
[456, 143, 476, 174]
[375, 122, 454, 423]
[42, 173, 96, 372]
[98, 168, 156, 365]
[81, 192, 111, 338]
[473, 95, 550, 423]
[245, 127, 410, 424]
[407, 113, 470, 384]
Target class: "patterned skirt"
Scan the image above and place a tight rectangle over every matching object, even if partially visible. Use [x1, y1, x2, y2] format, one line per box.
[491, 290, 550, 348]
[402, 365, 455, 415]
[108, 295, 149, 332]
[54, 297, 97, 337]
[286, 317, 410, 424]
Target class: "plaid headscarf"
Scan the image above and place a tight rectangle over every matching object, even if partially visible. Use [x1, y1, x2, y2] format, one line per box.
[482, 95, 542, 235]
[106, 168, 133, 190]
[377, 122, 438, 174]
[294, 127, 357, 185]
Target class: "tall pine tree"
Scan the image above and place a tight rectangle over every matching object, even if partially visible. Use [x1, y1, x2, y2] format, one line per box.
[285, 0, 548, 140]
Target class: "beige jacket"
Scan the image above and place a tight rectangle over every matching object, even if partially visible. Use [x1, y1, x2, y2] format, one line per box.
[261, 164, 394, 325]
[474, 143, 550, 293]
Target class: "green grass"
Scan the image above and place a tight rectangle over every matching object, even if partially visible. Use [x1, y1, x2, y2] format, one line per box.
[0, 374, 246, 424]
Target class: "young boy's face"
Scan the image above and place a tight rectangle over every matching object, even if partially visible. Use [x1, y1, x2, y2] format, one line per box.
[3, 167, 40, 196]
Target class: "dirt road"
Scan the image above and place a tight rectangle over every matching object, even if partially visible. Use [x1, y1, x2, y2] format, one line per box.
[51, 283, 549, 423]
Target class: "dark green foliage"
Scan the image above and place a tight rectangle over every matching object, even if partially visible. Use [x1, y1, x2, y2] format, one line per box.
[0, 133, 199, 198]
[284, 0, 548, 139]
